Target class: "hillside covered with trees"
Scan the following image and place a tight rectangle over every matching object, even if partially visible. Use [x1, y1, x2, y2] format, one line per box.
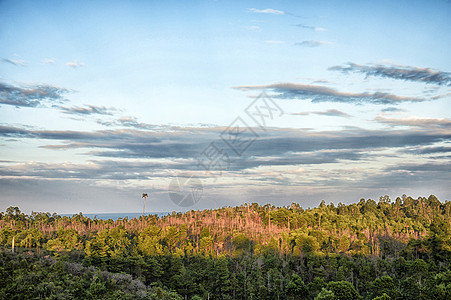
[1, 194, 450, 299]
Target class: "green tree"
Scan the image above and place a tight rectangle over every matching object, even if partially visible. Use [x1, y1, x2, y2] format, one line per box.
[46, 228, 81, 252]
[137, 225, 163, 256]
[233, 233, 252, 255]
[85, 227, 130, 258]
[337, 235, 350, 253]
[214, 257, 231, 296]
[369, 276, 401, 300]
[327, 281, 360, 300]
[400, 277, 422, 300]
[165, 226, 180, 252]
[0, 227, 14, 246]
[286, 274, 308, 299]
[315, 288, 335, 300]
[19, 228, 44, 248]
[373, 293, 391, 300]
[424, 271, 451, 299]
[199, 235, 214, 255]
[293, 232, 320, 254]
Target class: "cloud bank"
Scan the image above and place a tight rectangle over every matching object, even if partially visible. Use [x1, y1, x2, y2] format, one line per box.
[59, 104, 116, 116]
[1, 121, 450, 211]
[1, 125, 449, 165]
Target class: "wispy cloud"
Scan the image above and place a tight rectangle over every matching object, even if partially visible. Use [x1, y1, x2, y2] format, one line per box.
[295, 40, 332, 47]
[248, 8, 285, 15]
[97, 116, 166, 130]
[385, 162, 451, 173]
[59, 104, 116, 116]
[292, 109, 351, 118]
[245, 25, 261, 31]
[1, 58, 26, 66]
[0, 150, 365, 180]
[375, 115, 451, 128]
[66, 60, 85, 68]
[0, 160, 174, 180]
[402, 146, 451, 155]
[0, 81, 70, 108]
[381, 107, 406, 113]
[116, 116, 151, 129]
[42, 58, 56, 64]
[235, 83, 426, 105]
[329, 62, 451, 86]
[295, 24, 327, 31]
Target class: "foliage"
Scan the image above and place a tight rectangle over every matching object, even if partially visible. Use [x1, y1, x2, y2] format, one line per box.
[0, 194, 450, 299]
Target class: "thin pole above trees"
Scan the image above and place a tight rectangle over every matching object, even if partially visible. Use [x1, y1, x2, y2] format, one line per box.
[142, 193, 148, 217]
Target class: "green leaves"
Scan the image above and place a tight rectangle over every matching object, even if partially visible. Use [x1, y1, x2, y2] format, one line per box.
[1, 195, 451, 299]
[137, 225, 163, 256]
[286, 274, 308, 299]
[327, 280, 360, 300]
[47, 228, 81, 252]
[85, 227, 130, 258]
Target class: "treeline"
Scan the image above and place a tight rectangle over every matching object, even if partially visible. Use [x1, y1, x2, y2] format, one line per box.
[0, 194, 450, 299]
[1, 195, 450, 258]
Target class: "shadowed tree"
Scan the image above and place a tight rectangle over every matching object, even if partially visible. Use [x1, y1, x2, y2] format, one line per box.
[369, 276, 402, 299]
[286, 274, 308, 299]
[327, 281, 360, 300]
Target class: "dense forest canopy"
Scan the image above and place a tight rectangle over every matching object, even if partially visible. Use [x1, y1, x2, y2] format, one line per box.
[1, 194, 450, 299]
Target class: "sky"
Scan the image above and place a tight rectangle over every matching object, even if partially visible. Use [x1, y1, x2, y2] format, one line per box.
[0, 0, 450, 214]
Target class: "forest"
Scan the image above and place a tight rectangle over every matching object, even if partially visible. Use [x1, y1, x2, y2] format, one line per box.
[0, 194, 450, 299]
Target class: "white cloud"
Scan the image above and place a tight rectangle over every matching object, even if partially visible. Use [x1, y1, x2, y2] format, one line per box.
[375, 115, 451, 128]
[248, 8, 285, 15]
[295, 40, 333, 47]
[1, 58, 26, 66]
[296, 24, 327, 32]
[66, 60, 85, 68]
[43, 58, 56, 64]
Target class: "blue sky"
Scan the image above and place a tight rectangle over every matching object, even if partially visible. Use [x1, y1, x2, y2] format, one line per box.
[1, 0, 450, 213]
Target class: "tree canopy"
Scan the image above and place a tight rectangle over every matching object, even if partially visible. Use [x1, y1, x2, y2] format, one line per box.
[1, 194, 450, 299]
